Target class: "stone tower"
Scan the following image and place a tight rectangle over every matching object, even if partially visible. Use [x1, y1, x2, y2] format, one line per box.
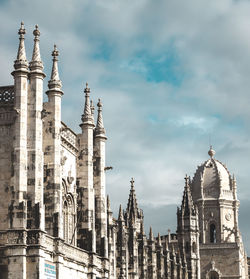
[177, 175, 200, 279]
[191, 146, 248, 278]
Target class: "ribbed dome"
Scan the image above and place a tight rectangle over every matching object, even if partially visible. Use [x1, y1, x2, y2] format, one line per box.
[191, 148, 233, 201]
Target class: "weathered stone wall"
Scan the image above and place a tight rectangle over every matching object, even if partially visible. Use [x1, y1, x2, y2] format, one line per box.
[0, 120, 13, 230]
[200, 244, 240, 278]
[43, 98, 63, 237]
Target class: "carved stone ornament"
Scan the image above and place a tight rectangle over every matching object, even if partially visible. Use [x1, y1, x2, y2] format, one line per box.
[225, 213, 231, 221]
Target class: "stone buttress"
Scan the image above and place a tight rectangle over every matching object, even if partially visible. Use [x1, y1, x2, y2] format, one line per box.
[94, 99, 108, 257]
[43, 44, 64, 238]
[27, 25, 45, 230]
[4, 22, 29, 279]
[77, 83, 96, 252]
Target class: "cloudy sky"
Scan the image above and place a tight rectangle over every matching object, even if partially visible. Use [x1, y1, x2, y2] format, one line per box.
[1, 0, 250, 252]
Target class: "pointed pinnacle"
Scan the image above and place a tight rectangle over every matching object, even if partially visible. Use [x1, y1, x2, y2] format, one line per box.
[157, 232, 162, 246]
[30, 25, 44, 72]
[81, 82, 94, 126]
[15, 22, 28, 69]
[149, 226, 154, 241]
[48, 44, 62, 91]
[96, 99, 106, 136]
[118, 204, 124, 221]
[181, 175, 195, 216]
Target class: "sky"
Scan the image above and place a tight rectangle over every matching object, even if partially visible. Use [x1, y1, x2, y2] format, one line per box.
[1, 0, 250, 253]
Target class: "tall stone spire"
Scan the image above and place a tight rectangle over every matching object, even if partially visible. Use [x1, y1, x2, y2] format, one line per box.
[81, 83, 94, 126]
[125, 178, 140, 222]
[157, 232, 162, 246]
[48, 45, 62, 92]
[95, 99, 106, 138]
[29, 24, 43, 72]
[181, 175, 195, 216]
[14, 22, 28, 70]
[149, 226, 154, 241]
[118, 204, 124, 221]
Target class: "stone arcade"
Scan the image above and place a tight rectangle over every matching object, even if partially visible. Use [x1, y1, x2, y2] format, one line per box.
[0, 23, 248, 279]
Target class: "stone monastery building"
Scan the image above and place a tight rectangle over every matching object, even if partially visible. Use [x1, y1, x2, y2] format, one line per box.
[0, 23, 249, 279]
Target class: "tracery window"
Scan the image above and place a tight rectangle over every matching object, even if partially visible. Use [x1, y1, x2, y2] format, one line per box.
[62, 180, 76, 244]
[210, 223, 216, 243]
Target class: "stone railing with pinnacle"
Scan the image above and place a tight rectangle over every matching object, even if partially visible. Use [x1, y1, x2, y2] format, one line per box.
[0, 86, 15, 105]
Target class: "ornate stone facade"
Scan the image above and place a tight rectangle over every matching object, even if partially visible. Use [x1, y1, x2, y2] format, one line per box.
[0, 23, 248, 279]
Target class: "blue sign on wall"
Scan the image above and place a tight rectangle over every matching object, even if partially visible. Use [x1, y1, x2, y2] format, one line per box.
[44, 261, 56, 279]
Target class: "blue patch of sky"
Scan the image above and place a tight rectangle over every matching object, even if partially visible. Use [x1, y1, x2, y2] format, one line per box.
[143, 52, 185, 86]
[91, 41, 114, 61]
[90, 38, 186, 86]
[119, 49, 186, 86]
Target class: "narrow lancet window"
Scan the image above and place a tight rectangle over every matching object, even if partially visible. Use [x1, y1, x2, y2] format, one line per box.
[210, 224, 216, 243]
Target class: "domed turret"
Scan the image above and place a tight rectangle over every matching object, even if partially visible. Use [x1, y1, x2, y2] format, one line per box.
[188, 147, 245, 278]
[191, 146, 234, 202]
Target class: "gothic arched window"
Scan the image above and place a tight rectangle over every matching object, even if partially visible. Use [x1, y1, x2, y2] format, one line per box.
[63, 195, 75, 244]
[209, 271, 219, 279]
[210, 223, 216, 243]
[62, 180, 76, 245]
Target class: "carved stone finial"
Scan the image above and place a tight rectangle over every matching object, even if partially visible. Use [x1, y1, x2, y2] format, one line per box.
[30, 24, 44, 72]
[95, 98, 106, 137]
[18, 22, 25, 38]
[84, 82, 90, 94]
[14, 22, 28, 70]
[208, 145, 216, 158]
[130, 177, 135, 189]
[81, 82, 94, 126]
[33, 24, 40, 37]
[52, 44, 59, 58]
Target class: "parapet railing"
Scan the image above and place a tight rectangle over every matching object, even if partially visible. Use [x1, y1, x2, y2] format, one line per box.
[0, 86, 14, 105]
